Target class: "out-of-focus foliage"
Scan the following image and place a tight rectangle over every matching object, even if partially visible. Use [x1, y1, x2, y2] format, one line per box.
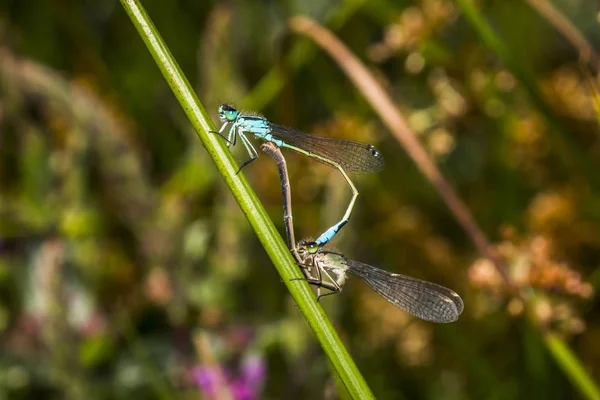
[0, 0, 599, 399]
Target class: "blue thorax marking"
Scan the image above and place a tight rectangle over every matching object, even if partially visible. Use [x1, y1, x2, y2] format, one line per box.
[234, 115, 286, 147]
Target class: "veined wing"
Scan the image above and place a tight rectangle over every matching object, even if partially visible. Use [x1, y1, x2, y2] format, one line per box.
[345, 259, 463, 323]
[269, 123, 384, 174]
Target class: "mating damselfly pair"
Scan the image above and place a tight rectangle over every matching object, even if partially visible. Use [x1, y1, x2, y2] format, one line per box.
[260, 142, 464, 323]
[215, 105, 463, 323]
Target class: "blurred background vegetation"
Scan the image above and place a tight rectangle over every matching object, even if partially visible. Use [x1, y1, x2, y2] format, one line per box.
[0, 0, 599, 398]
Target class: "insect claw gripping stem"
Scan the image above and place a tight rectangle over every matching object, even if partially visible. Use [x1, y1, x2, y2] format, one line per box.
[236, 156, 257, 175]
[211, 130, 234, 145]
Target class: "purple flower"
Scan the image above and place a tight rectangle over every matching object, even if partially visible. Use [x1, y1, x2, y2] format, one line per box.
[230, 378, 254, 400]
[241, 355, 266, 388]
[191, 366, 222, 398]
[191, 355, 266, 400]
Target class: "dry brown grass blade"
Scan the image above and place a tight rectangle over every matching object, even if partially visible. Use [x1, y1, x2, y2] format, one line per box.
[289, 16, 514, 291]
[525, 0, 599, 72]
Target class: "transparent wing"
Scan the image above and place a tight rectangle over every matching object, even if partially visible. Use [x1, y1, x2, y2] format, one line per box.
[269, 123, 384, 174]
[345, 260, 464, 323]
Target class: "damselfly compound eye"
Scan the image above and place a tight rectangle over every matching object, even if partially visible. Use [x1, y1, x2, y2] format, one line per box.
[307, 242, 319, 253]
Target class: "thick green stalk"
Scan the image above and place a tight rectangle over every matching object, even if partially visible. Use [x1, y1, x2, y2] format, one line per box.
[118, 1, 374, 398]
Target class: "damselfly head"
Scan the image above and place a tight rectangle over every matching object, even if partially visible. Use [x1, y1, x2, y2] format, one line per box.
[218, 104, 239, 122]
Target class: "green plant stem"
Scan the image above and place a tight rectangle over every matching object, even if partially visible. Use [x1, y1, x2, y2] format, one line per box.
[118, 1, 374, 398]
[544, 333, 600, 400]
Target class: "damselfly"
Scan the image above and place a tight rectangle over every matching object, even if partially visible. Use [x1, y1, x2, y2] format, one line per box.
[260, 142, 463, 323]
[217, 104, 384, 246]
[296, 241, 464, 323]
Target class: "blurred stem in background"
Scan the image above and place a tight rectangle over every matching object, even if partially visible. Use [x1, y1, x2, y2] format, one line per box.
[288, 16, 511, 287]
[524, 0, 599, 71]
[242, 0, 369, 111]
[289, 14, 600, 400]
[454, 0, 599, 186]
